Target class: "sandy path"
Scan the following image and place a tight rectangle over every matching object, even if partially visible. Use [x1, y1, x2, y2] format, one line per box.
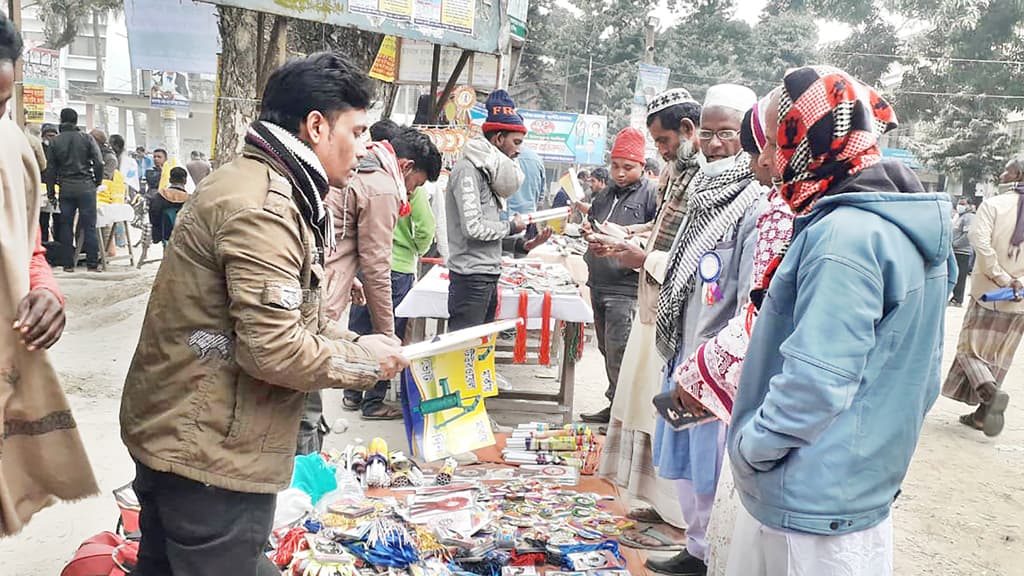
[0, 266, 1020, 574]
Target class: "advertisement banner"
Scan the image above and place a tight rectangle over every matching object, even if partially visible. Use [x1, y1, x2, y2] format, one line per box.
[23, 86, 46, 123]
[150, 71, 191, 111]
[350, 0, 414, 22]
[23, 47, 59, 89]
[124, 0, 220, 75]
[471, 105, 608, 165]
[634, 63, 671, 106]
[369, 35, 399, 82]
[413, 0, 475, 35]
[401, 337, 499, 462]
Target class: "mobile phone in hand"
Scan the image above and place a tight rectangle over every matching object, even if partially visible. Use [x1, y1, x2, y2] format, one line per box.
[653, 391, 716, 431]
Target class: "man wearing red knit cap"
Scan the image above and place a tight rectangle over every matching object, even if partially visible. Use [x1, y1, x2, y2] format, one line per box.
[581, 127, 658, 422]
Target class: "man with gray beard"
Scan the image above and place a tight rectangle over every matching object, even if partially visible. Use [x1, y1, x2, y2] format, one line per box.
[596, 89, 704, 536]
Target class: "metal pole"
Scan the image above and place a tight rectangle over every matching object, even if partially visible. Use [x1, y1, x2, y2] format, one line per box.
[428, 44, 441, 122]
[583, 54, 593, 115]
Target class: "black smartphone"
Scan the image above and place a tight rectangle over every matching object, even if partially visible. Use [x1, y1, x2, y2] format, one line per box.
[653, 391, 716, 431]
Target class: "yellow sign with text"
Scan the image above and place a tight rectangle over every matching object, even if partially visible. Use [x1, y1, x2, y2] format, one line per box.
[369, 35, 398, 83]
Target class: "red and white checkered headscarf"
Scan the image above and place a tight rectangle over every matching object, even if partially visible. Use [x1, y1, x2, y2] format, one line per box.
[776, 66, 898, 215]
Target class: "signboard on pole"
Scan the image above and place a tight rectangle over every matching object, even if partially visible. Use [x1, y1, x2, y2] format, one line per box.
[203, 0, 503, 54]
[23, 86, 46, 123]
[509, 0, 529, 40]
[471, 105, 608, 165]
[150, 71, 191, 112]
[634, 63, 671, 106]
[23, 47, 59, 89]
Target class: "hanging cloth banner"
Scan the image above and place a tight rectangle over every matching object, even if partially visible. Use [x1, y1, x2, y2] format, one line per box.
[369, 35, 399, 83]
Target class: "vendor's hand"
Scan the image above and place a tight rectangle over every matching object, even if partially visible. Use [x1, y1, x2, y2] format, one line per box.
[575, 201, 591, 215]
[672, 384, 707, 418]
[610, 241, 646, 269]
[358, 333, 409, 380]
[1012, 278, 1024, 301]
[510, 214, 526, 235]
[524, 227, 553, 252]
[351, 278, 366, 306]
[586, 238, 617, 257]
[14, 289, 65, 351]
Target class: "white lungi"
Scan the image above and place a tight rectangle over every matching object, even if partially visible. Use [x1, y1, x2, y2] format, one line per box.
[724, 505, 893, 576]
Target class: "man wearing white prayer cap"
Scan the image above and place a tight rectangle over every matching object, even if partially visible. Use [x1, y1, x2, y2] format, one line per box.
[645, 83, 767, 576]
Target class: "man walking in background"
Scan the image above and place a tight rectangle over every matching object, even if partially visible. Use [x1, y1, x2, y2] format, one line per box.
[950, 196, 976, 307]
[943, 157, 1024, 437]
[187, 150, 212, 185]
[46, 107, 104, 272]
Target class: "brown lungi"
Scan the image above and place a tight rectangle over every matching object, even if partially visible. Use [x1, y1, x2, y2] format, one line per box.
[943, 299, 1024, 405]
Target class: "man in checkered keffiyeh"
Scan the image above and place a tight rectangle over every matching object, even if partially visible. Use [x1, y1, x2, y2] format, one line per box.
[725, 66, 957, 576]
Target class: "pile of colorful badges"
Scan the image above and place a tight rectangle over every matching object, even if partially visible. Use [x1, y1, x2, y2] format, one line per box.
[269, 449, 637, 576]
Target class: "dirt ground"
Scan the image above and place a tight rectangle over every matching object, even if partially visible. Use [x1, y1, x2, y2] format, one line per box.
[0, 262, 1021, 575]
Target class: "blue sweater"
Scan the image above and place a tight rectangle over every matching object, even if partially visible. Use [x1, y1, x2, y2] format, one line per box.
[729, 161, 956, 536]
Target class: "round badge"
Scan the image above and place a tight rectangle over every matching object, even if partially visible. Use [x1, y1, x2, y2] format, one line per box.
[698, 251, 723, 283]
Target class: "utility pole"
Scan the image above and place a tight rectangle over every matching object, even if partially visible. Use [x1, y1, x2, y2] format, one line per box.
[583, 54, 593, 115]
[8, 0, 23, 127]
[643, 17, 657, 65]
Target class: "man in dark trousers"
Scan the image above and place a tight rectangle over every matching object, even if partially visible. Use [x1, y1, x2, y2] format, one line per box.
[45, 107, 104, 272]
[444, 90, 527, 330]
[119, 53, 408, 575]
[580, 127, 658, 423]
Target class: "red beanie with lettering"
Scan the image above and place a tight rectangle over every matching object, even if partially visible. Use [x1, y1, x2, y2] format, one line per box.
[610, 127, 645, 164]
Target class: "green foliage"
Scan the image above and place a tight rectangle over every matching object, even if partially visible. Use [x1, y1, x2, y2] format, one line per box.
[36, 0, 123, 49]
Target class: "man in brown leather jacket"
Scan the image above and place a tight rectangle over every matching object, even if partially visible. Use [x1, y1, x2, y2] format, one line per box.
[119, 53, 408, 576]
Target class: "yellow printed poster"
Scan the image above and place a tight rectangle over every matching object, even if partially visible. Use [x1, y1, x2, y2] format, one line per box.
[401, 337, 498, 462]
[369, 35, 398, 83]
[23, 85, 45, 123]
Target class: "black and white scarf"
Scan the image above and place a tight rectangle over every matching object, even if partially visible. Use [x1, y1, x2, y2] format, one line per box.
[243, 120, 335, 254]
[655, 152, 761, 361]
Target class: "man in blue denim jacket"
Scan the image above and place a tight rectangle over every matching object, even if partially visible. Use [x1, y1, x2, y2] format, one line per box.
[726, 67, 956, 575]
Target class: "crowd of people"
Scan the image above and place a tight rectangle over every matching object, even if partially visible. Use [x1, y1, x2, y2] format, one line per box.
[3, 8, 1024, 576]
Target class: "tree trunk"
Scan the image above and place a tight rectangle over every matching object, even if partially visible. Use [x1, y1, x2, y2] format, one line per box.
[214, 8, 291, 166]
[214, 6, 259, 166]
[92, 9, 105, 130]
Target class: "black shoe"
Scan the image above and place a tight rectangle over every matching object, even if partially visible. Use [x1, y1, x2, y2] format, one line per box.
[63, 266, 74, 273]
[580, 405, 611, 424]
[645, 550, 707, 576]
[948, 299, 962, 307]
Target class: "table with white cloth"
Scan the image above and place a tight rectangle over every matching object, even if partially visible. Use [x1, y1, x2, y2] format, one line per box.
[396, 263, 593, 423]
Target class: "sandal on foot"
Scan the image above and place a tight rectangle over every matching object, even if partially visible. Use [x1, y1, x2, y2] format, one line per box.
[362, 405, 403, 421]
[959, 413, 984, 431]
[983, 391, 1010, 438]
[627, 507, 665, 524]
[342, 398, 361, 411]
[620, 526, 684, 551]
